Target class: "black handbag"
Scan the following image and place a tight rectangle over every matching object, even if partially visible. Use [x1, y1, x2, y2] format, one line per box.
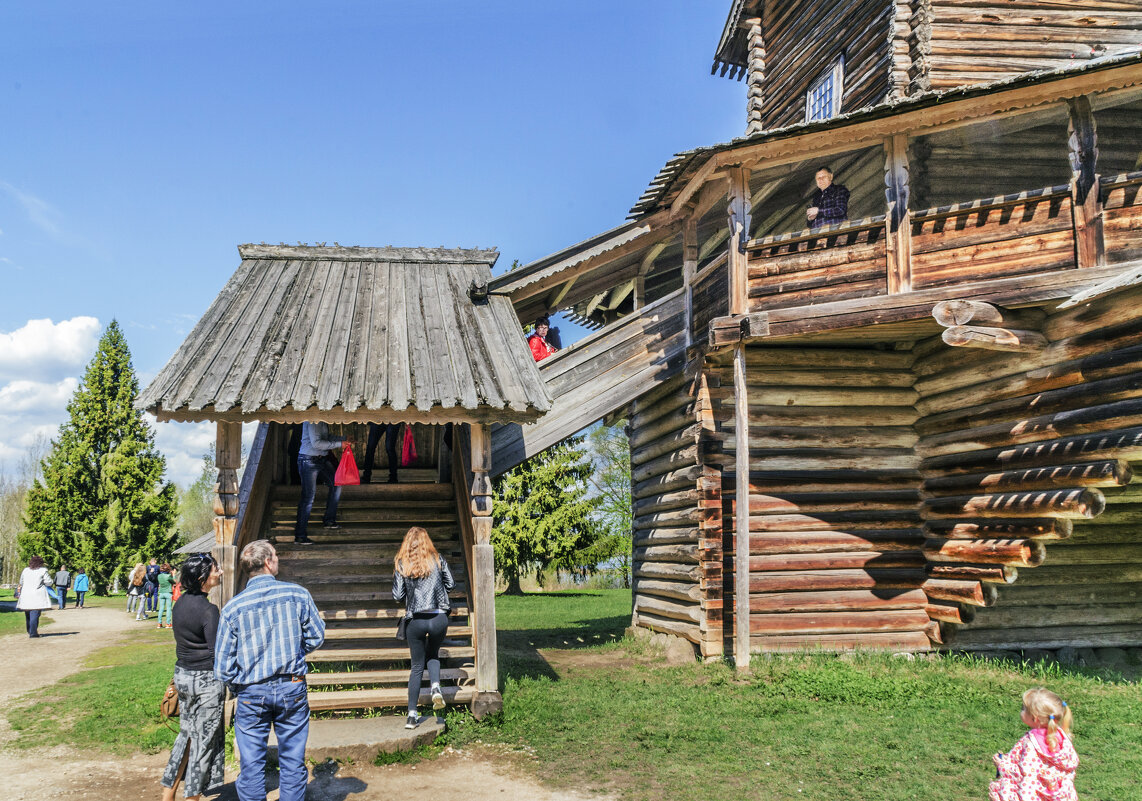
[396, 614, 408, 641]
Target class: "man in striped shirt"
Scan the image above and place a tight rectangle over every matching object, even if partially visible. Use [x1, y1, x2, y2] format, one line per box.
[215, 540, 325, 801]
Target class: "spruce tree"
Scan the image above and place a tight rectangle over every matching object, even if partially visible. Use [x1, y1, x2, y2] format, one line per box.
[491, 435, 600, 594]
[20, 321, 178, 591]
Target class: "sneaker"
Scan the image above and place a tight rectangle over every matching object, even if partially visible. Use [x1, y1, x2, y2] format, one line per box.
[294, 536, 315, 546]
[431, 688, 445, 711]
[323, 523, 341, 530]
[405, 713, 419, 729]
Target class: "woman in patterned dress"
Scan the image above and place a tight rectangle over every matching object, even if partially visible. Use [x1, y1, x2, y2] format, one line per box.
[160, 554, 225, 801]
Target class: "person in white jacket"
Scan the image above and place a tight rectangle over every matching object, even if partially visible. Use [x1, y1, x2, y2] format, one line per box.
[16, 556, 53, 637]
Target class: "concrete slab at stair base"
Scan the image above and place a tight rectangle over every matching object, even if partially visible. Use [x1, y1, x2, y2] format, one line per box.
[263, 716, 446, 763]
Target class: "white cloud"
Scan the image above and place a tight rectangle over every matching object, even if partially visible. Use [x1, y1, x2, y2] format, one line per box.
[0, 317, 101, 382]
[0, 377, 78, 414]
[151, 420, 215, 487]
[0, 180, 61, 235]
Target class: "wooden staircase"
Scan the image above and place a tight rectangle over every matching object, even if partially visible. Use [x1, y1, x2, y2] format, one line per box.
[267, 481, 477, 713]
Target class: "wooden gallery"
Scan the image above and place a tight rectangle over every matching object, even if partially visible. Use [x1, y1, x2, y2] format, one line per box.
[142, 0, 1142, 717]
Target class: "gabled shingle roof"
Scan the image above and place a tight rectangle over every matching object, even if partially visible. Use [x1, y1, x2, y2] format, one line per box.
[139, 245, 552, 424]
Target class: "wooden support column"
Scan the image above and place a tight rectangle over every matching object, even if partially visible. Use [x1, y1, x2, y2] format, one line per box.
[683, 217, 698, 347]
[1068, 95, 1106, 269]
[745, 17, 766, 136]
[727, 166, 752, 316]
[469, 423, 502, 718]
[732, 345, 751, 669]
[213, 420, 242, 608]
[884, 133, 912, 293]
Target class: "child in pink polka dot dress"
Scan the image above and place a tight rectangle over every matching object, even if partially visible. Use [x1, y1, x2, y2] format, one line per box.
[990, 687, 1078, 801]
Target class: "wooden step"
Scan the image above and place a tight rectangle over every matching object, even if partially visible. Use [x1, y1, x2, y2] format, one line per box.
[272, 509, 458, 525]
[318, 605, 470, 620]
[272, 479, 452, 501]
[289, 576, 469, 592]
[308, 645, 475, 663]
[317, 634, 472, 651]
[275, 540, 461, 560]
[306, 667, 473, 687]
[307, 588, 468, 604]
[322, 625, 473, 641]
[307, 684, 476, 711]
[270, 528, 457, 545]
[277, 553, 466, 573]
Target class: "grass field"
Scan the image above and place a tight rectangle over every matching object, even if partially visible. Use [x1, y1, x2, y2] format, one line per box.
[7, 588, 1142, 800]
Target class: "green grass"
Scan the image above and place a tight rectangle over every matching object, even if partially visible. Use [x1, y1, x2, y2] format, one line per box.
[8, 625, 177, 755]
[438, 589, 1142, 801]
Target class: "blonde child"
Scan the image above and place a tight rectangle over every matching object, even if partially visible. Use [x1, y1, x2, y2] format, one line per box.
[990, 687, 1078, 801]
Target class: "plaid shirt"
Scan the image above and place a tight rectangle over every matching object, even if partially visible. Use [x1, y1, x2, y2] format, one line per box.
[809, 183, 850, 229]
[214, 574, 325, 688]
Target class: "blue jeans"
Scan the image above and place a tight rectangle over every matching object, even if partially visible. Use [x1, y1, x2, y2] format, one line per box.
[75, 591, 86, 607]
[234, 678, 310, 801]
[294, 455, 340, 538]
[56, 588, 68, 610]
[25, 609, 42, 636]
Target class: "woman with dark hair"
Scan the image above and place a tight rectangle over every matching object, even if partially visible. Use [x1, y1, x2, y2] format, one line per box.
[16, 556, 52, 638]
[527, 316, 558, 361]
[156, 562, 175, 629]
[393, 526, 454, 729]
[160, 554, 224, 801]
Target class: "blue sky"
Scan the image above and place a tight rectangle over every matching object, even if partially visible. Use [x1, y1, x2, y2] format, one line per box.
[0, 1, 743, 484]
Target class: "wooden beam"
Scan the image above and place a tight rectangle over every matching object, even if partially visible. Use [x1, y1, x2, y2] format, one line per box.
[1058, 262, 1142, 309]
[1068, 95, 1106, 270]
[727, 166, 751, 316]
[607, 279, 636, 311]
[584, 291, 607, 317]
[214, 421, 242, 545]
[744, 17, 766, 136]
[468, 423, 500, 715]
[634, 242, 669, 311]
[884, 133, 912, 293]
[732, 344, 750, 669]
[941, 325, 1048, 352]
[931, 300, 1043, 328]
[545, 273, 578, 310]
[683, 217, 697, 347]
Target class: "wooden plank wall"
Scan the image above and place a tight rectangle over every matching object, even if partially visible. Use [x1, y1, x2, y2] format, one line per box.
[911, 1, 1142, 93]
[759, 0, 893, 129]
[691, 257, 730, 348]
[1102, 172, 1142, 264]
[915, 285, 1142, 648]
[707, 346, 933, 654]
[630, 373, 704, 646]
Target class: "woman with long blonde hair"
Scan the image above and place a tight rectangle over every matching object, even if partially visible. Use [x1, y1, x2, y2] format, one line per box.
[392, 525, 454, 729]
[126, 562, 146, 617]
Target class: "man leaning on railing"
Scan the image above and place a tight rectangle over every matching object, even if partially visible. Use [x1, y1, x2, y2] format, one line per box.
[807, 166, 850, 229]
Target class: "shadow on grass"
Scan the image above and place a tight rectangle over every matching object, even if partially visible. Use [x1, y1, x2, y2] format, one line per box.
[498, 614, 629, 682]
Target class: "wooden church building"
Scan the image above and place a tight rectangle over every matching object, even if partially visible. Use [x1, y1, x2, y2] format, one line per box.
[141, 0, 1142, 718]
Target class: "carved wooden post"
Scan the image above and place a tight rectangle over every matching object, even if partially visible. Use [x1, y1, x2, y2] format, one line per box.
[683, 217, 698, 347]
[469, 423, 502, 718]
[1068, 95, 1106, 270]
[884, 133, 912, 294]
[213, 420, 242, 608]
[745, 17, 766, 136]
[727, 166, 752, 316]
[732, 345, 750, 669]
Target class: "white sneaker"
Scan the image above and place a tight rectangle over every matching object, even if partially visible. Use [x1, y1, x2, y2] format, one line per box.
[405, 713, 419, 729]
[431, 687, 445, 711]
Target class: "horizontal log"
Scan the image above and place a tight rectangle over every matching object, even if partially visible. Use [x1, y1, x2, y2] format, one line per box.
[925, 602, 975, 625]
[633, 507, 700, 531]
[743, 369, 915, 389]
[747, 530, 925, 554]
[926, 564, 1018, 584]
[634, 594, 702, 625]
[631, 373, 690, 416]
[634, 543, 700, 564]
[738, 426, 918, 450]
[924, 518, 1073, 541]
[969, 603, 1142, 631]
[629, 412, 696, 451]
[923, 488, 1106, 519]
[1007, 563, 1142, 587]
[634, 611, 700, 645]
[741, 490, 921, 514]
[631, 426, 701, 469]
[920, 427, 1142, 474]
[724, 404, 921, 427]
[632, 445, 699, 484]
[941, 325, 1048, 351]
[1025, 544, 1142, 566]
[633, 561, 700, 581]
[932, 300, 1043, 328]
[745, 551, 925, 572]
[633, 578, 703, 603]
[632, 489, 700, 518]
[749, 568, 927, 593]
[633, 466, 701, 502]
[633, 528, 700, 548]
[947, 624, 1142, 651]
[922, 537, 1045, 567]
[749, 631, 933, 653]
[750, 609, 932, 635]
[629, 389, 694, 431]
[923, 578, 998, 607]
[743, 511, 921, 532]
[750, 588, 928, 614]
[994, 582, 1142, 608]
[923, 460, 1132, 495]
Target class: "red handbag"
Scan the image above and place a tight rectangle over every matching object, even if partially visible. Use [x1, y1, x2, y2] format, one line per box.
[401, 425, 417, 467]
[334, 447, 360, 486]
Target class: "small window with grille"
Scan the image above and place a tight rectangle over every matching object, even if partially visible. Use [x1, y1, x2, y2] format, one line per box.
[806, 57, 845, 122]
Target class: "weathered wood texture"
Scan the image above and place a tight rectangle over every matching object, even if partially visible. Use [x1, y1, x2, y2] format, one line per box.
[1102, 172, 1142, 265]
[917, 282, 1142, 648]
[912, 2, 1142, 93]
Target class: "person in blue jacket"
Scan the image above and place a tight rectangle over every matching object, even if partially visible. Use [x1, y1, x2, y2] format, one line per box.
[73, 568, 90, 608]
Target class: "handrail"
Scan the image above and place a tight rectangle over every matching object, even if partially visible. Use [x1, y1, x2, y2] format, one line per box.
[911, 184, 1071, 223]
[746, 214, 888, 251]
[232, 422, 272, 549]
[693, 251, 728, 285]
[1101, 170, 1142, 188]
[451, 427, 479, 670]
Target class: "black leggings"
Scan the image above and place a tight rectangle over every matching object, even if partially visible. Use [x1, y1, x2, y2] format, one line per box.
[406, 612, 448, 711]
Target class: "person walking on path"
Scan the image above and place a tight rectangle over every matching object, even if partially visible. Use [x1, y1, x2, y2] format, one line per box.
[72, 568, 90, 608]
[215, 540, 325, 801]
[16, 556, 53, 637]
[145, 558, 160, 614]
[161, 553, 225, 801]
[126, 562, 146, 617]
[293, 421, 350, 545]
[156, 562, 175, 629]
[53, 564, 71, 610]
[393, 525, 454, 729]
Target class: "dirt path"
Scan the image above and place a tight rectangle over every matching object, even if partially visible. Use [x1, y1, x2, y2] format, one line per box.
[0, 603, 612, 801]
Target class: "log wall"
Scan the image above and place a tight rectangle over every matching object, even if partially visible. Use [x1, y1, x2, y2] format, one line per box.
[758, 0, 893, 129]
[915, 284, 1142, 649]
[707, 345, 932, 653]
[1102, 171, 1142, 264]
[629, 372, 706, 648]
[910, 1, 1142, 93]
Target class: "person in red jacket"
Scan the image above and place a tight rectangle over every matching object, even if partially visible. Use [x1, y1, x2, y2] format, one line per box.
[528, 316, 558, 361]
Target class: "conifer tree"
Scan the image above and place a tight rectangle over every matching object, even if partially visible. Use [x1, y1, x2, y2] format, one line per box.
[491, 435, 600, 594]
[20, 321, 178, 591]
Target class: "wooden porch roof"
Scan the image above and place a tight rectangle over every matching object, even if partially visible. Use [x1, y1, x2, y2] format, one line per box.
[139, 245, 552, 425]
